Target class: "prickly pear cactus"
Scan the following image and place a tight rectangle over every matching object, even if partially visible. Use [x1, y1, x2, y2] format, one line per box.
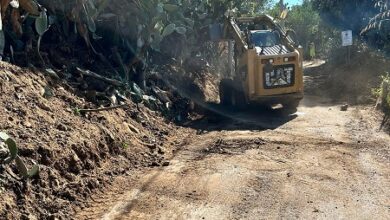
[0, 141, 8, 161]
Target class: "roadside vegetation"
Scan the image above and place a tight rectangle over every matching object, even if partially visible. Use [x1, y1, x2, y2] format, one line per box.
[269, 0, 390, 123]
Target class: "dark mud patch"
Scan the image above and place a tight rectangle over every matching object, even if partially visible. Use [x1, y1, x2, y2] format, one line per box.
[202, 138, 267, 155]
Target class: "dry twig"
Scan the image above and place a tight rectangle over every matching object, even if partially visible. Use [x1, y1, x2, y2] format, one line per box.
[76, 67, 125, 87]
[78, 104, 129, 113]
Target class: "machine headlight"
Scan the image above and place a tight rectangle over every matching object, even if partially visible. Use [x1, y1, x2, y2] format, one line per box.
[284, 57, 296, 62]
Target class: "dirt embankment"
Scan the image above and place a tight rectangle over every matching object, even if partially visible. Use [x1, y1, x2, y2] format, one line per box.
[0, 62, 193, 219]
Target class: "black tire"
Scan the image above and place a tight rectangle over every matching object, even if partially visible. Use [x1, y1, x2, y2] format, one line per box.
[219, 79, 233, 106]
[282, 99, 300, 114]
[232, 85, 247, 109]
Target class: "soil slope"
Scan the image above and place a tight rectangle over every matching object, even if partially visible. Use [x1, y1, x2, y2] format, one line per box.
[0, 62, 191, 219]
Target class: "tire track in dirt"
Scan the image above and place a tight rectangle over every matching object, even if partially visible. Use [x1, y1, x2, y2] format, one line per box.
[75, 94, 390, 220]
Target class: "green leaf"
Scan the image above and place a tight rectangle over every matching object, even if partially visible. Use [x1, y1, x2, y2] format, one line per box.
[163, 4, 179, 12]
[5, 139, 18, 156]
[137, 37, 144, 48]
[96, 0, 109, 16]
[131, 82, 144, 97]
[28, 165, 39, 177]
[43, 85, 54, 98]
[84, 1, 97, 32]
[175, 27, 187, 35]
[4, 138, 18, 164]
[86, 16, 96, 33]
[15, 156, 28, 178]
[154, 21, 165, 33]
[157, 3, 164, 13]
[92, 33, 102, 40]
[184, 18, 195, 28]
[150, 32, 162, 51]
[162, 23, 176, 37]
[14, 155, 39, 178]
[86, 0, 98, 17]
[198, 13, 208, 20]
[35, 10, 48, 36]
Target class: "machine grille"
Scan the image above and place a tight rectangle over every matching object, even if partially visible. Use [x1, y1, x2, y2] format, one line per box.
[256, 45, 291, 55]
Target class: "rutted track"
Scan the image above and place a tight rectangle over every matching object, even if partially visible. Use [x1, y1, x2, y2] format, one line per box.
[75, 61, 390, 219]
[75, 94, 390, 219]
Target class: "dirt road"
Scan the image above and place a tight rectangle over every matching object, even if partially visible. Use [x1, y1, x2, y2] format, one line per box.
[75, 93, 390, 219]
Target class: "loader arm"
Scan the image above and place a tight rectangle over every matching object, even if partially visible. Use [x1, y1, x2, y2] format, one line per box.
[223, 17, 248, 51]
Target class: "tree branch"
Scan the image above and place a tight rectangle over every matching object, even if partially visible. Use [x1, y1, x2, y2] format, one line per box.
[76, 67, 125, 87]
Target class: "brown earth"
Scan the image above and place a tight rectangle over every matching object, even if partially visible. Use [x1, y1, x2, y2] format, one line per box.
[0, 62, 193, 219]
[73, 61, 390, 220]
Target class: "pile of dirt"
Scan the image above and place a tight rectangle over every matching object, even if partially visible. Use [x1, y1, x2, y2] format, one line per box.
[0, 62, 193, 219]
[203, 138, 267, 155]
[147, 60, 220, 115]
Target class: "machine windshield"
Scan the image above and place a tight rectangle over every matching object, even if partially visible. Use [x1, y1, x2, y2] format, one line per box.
[250, 31, 279, 47]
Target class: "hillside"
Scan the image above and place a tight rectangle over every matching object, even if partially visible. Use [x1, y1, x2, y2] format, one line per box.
[0, 62, 193, 219]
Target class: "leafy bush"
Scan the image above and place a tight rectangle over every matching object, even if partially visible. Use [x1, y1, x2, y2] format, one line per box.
[0, 0, 274, 68]
[381, 74, 390, 109]
[267, 0, 339, 59]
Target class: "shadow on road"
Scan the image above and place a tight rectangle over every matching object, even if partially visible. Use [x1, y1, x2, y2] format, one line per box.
[182, 102, 298, 132]
[179, 60, 341, 132]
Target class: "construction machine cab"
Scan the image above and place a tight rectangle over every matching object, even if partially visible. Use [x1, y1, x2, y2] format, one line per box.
[249, 30, 280, 48]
